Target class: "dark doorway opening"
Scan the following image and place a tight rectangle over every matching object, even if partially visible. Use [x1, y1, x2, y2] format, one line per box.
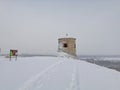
[63, 43, 68, 48]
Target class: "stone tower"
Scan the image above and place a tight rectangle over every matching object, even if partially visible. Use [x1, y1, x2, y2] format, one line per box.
[58, 37, 76, 56]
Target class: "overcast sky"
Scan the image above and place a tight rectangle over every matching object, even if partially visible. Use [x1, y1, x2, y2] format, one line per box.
[0, 0, 120, 55]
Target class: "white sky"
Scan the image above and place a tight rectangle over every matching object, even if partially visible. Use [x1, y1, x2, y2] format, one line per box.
[0, 0, 120, 55]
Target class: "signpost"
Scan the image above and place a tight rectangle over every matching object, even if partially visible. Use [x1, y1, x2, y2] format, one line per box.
[10, 50, 18, 60]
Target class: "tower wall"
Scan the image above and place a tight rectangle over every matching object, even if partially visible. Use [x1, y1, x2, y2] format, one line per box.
[58, 38, 76, 56]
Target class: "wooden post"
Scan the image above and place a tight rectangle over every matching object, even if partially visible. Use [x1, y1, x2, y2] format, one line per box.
[15, 55, 17, 61]
[10, 54, 11, 61]
[9, 50, 12, 61]
[15, 51, 18, 61]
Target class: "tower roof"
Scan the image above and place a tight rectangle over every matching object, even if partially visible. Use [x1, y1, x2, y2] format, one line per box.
[58, 37, 76, 40]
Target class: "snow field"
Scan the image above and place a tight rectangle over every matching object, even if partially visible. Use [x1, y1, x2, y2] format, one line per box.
[0, 56, 120, 90]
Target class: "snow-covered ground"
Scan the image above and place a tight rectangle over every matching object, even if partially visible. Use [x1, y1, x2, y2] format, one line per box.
[0, 56, 120, 90]
[79, 56, 120, 61]
[101, 57, 120, 61]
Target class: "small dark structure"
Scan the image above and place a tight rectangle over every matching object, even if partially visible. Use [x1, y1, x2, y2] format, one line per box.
[9, 50, 18, 60]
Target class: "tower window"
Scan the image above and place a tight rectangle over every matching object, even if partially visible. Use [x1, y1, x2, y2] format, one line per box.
[63, 43, 68, 48]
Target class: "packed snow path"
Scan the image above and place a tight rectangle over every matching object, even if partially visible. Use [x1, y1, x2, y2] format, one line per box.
[19, 58, 80, 90]
[0, 56, 120, 90]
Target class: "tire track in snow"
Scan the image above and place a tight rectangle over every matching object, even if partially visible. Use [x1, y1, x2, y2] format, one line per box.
[66, 62, 80, 90]
[18, 60, 65, 90]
